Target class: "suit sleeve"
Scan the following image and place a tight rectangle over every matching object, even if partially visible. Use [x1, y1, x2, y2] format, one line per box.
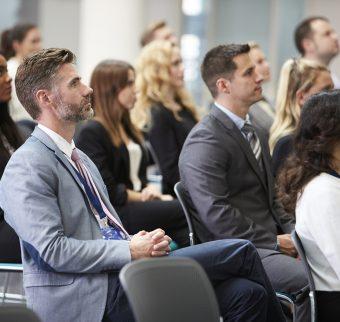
[0, 151, 131, 273]
[179, 127, 277, 247]
[76, 124, 128, 206]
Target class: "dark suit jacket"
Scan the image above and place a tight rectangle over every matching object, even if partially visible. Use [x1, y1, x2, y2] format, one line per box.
[75, 120, 149, 207]
[179, 105, 294, 250]
[148, 103, 197, 196]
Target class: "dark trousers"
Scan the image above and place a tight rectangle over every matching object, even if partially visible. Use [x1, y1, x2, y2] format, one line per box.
[316, 291, 340, 322]
[103, 239, 285, 322]
[259, 248, 310, 322]
[117, 199, 189, 248]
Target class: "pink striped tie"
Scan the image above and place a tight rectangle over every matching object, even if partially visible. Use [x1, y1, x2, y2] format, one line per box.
[71, 148, 130, 240]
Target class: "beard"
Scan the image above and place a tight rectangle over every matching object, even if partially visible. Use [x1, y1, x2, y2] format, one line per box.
[56, 96, 94, 122]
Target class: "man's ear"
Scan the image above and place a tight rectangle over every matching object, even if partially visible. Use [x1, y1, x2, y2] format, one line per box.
[216, 78, 231, 95]
[35, 89, 53, 110]
[302, 38, 315, 54]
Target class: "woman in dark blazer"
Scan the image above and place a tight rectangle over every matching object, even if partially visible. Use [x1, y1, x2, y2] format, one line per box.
[76, 60, 188, 247]
[132, 40, 198, 196]
[0, 53, 22, 263]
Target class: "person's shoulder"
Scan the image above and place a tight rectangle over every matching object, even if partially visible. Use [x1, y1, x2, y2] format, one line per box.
[304, 173, 340, 198]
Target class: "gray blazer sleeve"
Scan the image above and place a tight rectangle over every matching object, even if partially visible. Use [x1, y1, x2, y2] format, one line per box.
[0, 150, 131, 273]
[179, 127, 277, 246]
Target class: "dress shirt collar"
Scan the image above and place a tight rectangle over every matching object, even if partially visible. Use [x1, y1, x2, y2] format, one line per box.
[214, 102, 250, 131]
[38, 123, 75, 159]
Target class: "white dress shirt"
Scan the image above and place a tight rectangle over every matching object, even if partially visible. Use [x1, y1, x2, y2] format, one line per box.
[38, 124, 76, 168]
[296, 172, 340, 291]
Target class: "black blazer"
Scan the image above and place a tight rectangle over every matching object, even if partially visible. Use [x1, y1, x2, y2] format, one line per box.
[148, 103, 197, 195]
[179, 105, 295, 249]
[75, 120, 149, 207]
[272, 134, 294, 177]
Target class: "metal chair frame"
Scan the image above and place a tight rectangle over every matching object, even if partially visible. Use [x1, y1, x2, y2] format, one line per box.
[0, 263, 25, 304]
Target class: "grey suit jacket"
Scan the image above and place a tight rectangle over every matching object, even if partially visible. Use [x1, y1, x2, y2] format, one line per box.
[0, 127, 131, 322]
[179, 106, 294, 250]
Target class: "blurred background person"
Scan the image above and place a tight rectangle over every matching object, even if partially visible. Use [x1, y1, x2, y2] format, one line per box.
[140, 20, 178, 47]
[0, 53, 22, 264]
[269, 58, 333, 176]
[278, 90, 340, 322]
[248, 41, 275, 142]
[76, 59, 189, 248]
[0, 23, 41, 124]
[132, 40, 199, 197]
[295, 16, 340, 88]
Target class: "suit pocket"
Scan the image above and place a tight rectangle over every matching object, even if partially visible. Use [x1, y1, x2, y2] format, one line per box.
[24, 272, 75, 287]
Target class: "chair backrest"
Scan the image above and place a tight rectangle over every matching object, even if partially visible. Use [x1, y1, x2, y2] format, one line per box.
[174, 182, 196, 245]
[291, 230, 317, 322]
[0, 305, 40, 322]
[119, 257, 221, 322]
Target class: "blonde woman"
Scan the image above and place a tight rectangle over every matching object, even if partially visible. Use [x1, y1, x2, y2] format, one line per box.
[133, 40, 198, 196]
[269, 58, 333, 175]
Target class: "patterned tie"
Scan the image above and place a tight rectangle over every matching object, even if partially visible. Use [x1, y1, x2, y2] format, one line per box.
[241, 121, 263, 170]
[71, 148, 130, 240]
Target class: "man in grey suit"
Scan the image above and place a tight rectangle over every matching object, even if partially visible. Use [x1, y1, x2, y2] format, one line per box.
[0, 48, 285, 322]
[179, 44, 310, 321]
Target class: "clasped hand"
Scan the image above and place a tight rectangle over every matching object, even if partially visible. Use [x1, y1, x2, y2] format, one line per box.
[129, 228, 172, 260]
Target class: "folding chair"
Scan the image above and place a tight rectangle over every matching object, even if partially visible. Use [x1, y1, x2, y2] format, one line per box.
[119, 257, 221, 322]
[0, 263, 25, 305]
[174, 181, 297, 321]
[292, 230, 317, 322]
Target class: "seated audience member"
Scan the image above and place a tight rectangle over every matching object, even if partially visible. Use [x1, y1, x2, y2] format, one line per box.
[1, 23, 41, 122]
[269, 58, 333, 176]
[179, 44, 310, 322]
[0, 48, 285, 322]
[76, 60, 188, 247]
[132, 40, 198, 196]
[278, 90, 340, 322]
[140, 20, 178, 47]
[294, 16, 340, 88]
[248, 42, 275, 141]
[0, 53, 22, 263]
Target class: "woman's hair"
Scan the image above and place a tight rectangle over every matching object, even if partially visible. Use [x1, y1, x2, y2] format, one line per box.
[269, 58, 329, 152]
[90, 59, 143, 147]
[0, 102, 23, 158]
[0, 23, 37, 60]
[132, 40, 198, 129]
[277, 90, 340, 214]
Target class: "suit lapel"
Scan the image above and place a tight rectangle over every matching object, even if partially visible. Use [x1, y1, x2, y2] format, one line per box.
[210, 106, 268, 191]
[32, 127, 87, 195]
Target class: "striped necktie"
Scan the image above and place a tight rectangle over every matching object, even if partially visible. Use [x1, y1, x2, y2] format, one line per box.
[241, 121, 263, 170]
[71, 148, 130, 240]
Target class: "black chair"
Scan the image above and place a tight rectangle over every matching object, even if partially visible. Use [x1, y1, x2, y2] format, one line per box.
[0, 305, 40, 322]
[292, 230, 317, 322]
[119, 257, 221, 322]
[174, 182, 196, 246]
[174, 181, 297, 321]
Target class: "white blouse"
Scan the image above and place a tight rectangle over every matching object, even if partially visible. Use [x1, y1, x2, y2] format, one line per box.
[296, 172, 340, 291]
[126, 141, 142, 192]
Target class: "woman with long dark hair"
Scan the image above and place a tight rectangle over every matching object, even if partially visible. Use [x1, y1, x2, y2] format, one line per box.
[76, 60, 188, 247]
[0, 53, 23, 263]
[278, 90, 340, 322]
